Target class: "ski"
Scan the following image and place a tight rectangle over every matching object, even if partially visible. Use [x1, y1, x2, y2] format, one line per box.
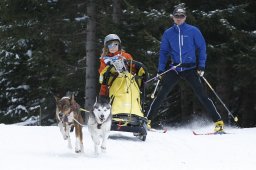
[149, 128, 168, 133]
[193, 131, 229, 135]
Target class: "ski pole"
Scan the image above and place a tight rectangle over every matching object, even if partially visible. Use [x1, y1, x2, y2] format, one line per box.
[151, 79, 160, 99]
[145, 64, 180, 84]
[201, 76, 238, 122]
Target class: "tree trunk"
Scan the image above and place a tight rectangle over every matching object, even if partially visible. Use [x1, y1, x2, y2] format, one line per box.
[112, 0, 122, 24]
[85, 0, 97, 123]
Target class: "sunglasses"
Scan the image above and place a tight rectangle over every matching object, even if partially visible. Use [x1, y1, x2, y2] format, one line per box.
[174, 14, 186, 19]
[107, 42, 119, 49]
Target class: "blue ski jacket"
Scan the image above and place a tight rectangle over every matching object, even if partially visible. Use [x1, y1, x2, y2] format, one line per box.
[158, 22, 207, 72]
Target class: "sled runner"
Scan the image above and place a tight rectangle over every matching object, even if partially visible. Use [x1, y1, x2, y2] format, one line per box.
[100, 55, 148, 141]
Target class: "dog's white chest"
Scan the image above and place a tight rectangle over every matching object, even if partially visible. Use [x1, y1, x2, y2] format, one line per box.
[67, 112, 74, 123]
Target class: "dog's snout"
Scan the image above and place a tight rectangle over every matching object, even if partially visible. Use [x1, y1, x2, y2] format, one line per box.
[99, 114, 105, 122]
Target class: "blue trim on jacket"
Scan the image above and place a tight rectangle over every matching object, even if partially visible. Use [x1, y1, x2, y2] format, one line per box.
[158, 22, 207, 72]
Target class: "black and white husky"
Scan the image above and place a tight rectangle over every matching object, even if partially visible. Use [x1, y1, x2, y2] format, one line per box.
[88, 97, 112, 155]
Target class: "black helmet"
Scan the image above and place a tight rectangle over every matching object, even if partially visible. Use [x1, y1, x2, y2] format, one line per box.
[173, 7, 186, 16]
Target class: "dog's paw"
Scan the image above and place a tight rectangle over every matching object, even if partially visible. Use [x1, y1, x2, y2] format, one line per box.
[63, 135, 68, 140]
[75, 149, 81, 153]
[93, 151, 100, 157]
[101, 146, 106, 153]
[75, 147, 84, 153]
[68, 143, 72, 149]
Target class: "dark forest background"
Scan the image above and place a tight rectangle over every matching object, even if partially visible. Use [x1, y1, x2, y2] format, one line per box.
[0, 0, 255, 127]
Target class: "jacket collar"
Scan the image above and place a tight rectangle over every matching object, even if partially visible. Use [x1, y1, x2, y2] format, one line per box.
[107, 50, 122, 57]
[173, 22, 187, 31]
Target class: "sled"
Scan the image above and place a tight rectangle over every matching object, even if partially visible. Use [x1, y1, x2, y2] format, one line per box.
[100, 56, 148, 141]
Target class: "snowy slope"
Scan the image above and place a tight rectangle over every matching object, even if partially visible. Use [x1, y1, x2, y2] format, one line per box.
[0, 124, 255, 170]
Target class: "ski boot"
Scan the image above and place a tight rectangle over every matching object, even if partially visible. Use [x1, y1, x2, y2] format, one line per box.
[147, 119, 151, 129]
[151, 121, 165, 130]
[214, 120, 224, 133]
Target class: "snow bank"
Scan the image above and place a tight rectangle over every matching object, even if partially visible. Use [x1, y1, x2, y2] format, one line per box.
[0, 124, 255, 170]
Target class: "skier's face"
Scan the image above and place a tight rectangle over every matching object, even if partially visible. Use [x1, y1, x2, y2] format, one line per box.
[107, 41, 119, 53]
[173, 14, 186, 25]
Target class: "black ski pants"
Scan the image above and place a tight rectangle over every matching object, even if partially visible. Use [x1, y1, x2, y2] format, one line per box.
[147, 69, 221, 122]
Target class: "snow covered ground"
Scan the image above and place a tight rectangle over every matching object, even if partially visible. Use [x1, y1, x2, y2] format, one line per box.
[0, 123, 255, 170]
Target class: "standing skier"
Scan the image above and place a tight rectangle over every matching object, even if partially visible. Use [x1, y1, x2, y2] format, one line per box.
[147, 7, 224, 132]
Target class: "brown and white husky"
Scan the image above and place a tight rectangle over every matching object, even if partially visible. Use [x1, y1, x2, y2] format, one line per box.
[55, 94, 84, 153]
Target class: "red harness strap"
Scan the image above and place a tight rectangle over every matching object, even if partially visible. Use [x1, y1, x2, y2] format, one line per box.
[117, 121, 122, 130]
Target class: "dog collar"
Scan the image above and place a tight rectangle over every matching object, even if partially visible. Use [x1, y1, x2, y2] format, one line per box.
[97, 123, 102, 129]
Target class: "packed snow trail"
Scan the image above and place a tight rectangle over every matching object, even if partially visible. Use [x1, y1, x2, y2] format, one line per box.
[0, 124, 255, 170]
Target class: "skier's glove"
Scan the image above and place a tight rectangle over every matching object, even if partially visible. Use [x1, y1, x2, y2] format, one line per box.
[154, 71, 163, 81]
[197, 70, 204, 77]
[103, 56, 112, 65]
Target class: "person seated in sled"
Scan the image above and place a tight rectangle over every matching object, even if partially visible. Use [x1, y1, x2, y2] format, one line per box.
[98, 34, 148, 98]
[98, 34, 149, 139]
[98, 34, 133, 98]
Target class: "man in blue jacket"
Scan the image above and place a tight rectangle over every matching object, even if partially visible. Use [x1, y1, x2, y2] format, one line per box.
[147, 7, 224, 132]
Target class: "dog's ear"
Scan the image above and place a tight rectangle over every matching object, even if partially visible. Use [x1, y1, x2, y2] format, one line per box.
[94, 96, 98, 107]
[54, 96, 60, 102]
[71, 93, 75, 104]
[98, 95, 110, 104]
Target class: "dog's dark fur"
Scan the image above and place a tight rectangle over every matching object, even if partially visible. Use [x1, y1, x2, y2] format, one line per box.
[55, 94, 84, 153]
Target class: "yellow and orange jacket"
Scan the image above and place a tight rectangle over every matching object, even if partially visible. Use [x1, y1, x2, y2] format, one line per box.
[98, 50, 133, 96]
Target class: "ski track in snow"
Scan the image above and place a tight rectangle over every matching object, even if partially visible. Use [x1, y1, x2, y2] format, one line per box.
[0, 124, 255, 170]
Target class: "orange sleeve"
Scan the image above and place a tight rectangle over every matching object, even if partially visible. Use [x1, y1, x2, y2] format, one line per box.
[98, 58, 107, 74]
[98, 58, 107, 96]
[99, 85, 108, 96]
[98, 52, 132, 96]
[122, 52, 133, 60]
[99, 52, 132, 73]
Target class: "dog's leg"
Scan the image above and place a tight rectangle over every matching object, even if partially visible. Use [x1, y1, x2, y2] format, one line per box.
[58, 122, 67, 140]
[74, 123, 84, 153]
[91, 133, 100, 155]
[101, 119, 111, 153]
[75, 137, 80, 153]
[101, 132, 110, 153]
[65, 124, 72, 149]
[79, 127, 84, 153]
[78, 115, 84, 153]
